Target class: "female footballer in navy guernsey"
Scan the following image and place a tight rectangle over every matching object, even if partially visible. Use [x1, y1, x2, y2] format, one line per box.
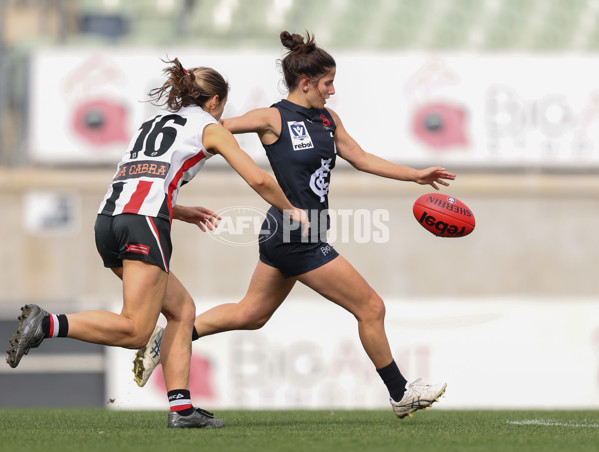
[135, 32, 456, 420]
[6, 58, 307, 428]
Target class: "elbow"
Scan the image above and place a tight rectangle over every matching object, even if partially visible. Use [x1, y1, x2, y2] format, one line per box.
[220, 118, 232, 131]
[247, 171, 269, 190]
[350, 157, 368, 172]
[351, 162, 364, 172]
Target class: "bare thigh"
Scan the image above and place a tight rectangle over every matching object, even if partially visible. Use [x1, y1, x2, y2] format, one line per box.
[240, 260, 297, 318]
[297, 255, 381, 319]
[120, 259, 168, 338]
[196, 260, 297, 336]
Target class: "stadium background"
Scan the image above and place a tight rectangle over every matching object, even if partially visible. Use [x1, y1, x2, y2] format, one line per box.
[0, 0, 598, 410]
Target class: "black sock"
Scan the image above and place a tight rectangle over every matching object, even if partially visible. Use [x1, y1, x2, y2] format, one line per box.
[192, 326, 199, 341]
[41, 314, 69, 338]
[377, 360, 408, 402]
[168, 389, 194, 416]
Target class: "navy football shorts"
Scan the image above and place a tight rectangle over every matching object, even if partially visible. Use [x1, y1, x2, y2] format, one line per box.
[259, 233, 339, 278]
[94, 213, 172, 272]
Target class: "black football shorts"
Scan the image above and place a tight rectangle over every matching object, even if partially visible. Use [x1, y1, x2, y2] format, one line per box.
[259, 227, 339, 278]
[94, 213, 172, 272]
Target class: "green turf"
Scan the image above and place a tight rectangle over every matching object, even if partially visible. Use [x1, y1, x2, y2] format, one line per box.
[0, 409, 597, 452]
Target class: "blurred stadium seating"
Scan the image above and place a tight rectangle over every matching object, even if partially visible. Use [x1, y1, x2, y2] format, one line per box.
[3, 0, 599, 50]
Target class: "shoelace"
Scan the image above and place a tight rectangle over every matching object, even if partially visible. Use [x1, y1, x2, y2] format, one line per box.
[407, 378, 431, 393]
[196, 408, 215, 418]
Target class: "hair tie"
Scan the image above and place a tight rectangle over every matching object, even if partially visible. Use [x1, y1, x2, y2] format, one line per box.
[183, 67, 188, 74]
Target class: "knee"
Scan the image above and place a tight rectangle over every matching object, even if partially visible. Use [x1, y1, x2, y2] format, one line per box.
[132, 331, 153, 349]
[360, 295, 386, 323]
[237, 306, 271, 330]
[164, 293, 196, 326]
[122, 325, 154, 349]
[244, 315, 270, 330]
[179, 296, 196, 325]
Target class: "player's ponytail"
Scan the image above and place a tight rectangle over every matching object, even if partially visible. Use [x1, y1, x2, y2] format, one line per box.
[279, 31, 335, 91]
[280, 31, 316, 53]
[148, 57, 229, 111]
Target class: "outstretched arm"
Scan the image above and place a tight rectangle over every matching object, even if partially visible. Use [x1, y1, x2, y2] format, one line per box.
[220, 107, 281, 144]
[329, 109, 456, 190]
[202, 123, 308, 234]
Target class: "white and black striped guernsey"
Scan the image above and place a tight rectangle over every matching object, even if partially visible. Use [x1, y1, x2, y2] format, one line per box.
[98, 106, 216, 221]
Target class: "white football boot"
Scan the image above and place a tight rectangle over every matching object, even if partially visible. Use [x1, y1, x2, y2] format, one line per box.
[133, 325, 164, 387]
[390, 378, 447, 419]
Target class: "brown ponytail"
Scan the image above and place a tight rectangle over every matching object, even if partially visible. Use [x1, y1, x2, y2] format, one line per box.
[148, 57, 229, 111]
[279, 31, 335, 91]
[280, 31, 316, 53]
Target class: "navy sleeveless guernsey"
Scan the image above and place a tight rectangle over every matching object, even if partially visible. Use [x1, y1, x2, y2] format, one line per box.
[263, 99, 337, 242]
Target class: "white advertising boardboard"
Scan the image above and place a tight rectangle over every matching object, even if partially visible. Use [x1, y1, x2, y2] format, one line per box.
[29, 49, 599, 168]
[106, 297, 599, 410]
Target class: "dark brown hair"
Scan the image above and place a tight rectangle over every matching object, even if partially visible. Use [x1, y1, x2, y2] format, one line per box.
[279, 31, 336, 91]
[148, 57, 229, 111]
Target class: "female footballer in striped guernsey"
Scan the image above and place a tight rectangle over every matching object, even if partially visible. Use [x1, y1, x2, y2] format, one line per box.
[135, 33, 454, 420]
[6, 58, 307, 428]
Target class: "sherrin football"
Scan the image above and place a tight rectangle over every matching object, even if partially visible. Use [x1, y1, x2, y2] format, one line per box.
[413, 193, 475, 237]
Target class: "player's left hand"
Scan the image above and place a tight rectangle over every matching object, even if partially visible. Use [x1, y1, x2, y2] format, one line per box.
[415, 166, 456, 190]
[173, 205, 221, 231]
[289, 207, 310, 238]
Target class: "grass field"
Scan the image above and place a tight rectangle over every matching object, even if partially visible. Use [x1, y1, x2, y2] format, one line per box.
[0, 409, 598, 452]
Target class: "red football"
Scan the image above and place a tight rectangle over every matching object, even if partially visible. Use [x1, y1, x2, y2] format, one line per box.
[413, 193, 475, 237]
